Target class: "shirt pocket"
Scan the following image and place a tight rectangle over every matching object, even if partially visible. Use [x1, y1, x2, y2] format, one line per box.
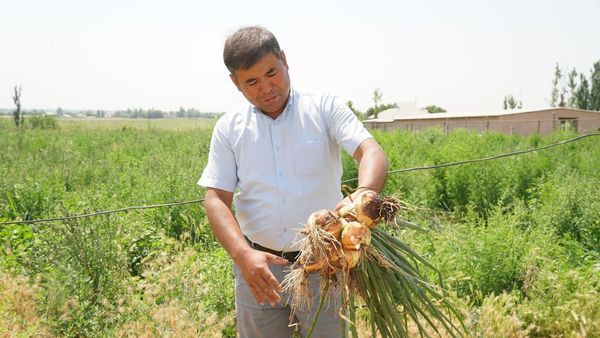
[293, 140, 327, 176]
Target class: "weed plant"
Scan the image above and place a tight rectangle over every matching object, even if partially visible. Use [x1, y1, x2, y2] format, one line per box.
[1, 118, 599, 336]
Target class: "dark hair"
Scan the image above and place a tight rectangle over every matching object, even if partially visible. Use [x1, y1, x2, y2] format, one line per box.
[223, 26, 282, 74]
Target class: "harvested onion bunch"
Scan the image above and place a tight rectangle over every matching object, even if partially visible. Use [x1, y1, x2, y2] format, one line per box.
[282, 190, 464, 338]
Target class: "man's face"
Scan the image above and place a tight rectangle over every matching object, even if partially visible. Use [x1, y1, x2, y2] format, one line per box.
[230, 51, 291, 118]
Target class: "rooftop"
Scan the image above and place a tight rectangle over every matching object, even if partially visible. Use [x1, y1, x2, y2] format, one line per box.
[365, 107, 600, 122]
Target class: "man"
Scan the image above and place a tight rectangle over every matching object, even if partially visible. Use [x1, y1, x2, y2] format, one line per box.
[199, 26, 387, 337]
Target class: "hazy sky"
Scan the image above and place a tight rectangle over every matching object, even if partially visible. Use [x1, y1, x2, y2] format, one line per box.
[1, 0, 599, 113]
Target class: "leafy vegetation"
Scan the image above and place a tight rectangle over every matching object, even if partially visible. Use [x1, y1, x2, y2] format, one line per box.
[424, 105, 447, 113]
[1, 118, 599, 336]
[552, 59, 600, 110]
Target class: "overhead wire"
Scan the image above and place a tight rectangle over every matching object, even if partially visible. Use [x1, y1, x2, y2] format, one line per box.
[342, 132, 600, 182]
[1, 132, 599, 226]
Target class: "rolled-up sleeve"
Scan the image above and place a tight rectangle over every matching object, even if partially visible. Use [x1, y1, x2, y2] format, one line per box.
[198, 118, 238, 192]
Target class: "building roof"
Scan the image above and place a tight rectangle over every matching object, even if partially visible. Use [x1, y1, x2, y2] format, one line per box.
[372, 102, 427, 122]
[365, 107, 600, 122]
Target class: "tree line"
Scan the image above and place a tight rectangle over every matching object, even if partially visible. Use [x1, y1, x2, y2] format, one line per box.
[550, 60, 600, 110]
[109, 107, 221, 119]
[7, 59, 600, 127]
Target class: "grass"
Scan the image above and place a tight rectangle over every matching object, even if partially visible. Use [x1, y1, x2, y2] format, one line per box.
[1, 117, 599, 336]
[0, 273, 52, 337]
[58, 117, 216, 131]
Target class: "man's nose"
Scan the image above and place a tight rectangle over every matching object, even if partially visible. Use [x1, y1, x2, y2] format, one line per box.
[259, 80, 273, 94]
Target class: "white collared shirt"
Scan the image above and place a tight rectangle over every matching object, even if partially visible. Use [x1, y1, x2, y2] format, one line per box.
[198, 87, 372, 251]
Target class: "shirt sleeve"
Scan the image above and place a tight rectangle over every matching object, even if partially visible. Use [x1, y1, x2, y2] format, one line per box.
[325, 95, 373, 156]
[197, 117, 238, 192]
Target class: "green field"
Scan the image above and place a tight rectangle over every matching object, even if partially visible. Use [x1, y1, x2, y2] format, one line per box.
[58, 118, 217, 131]
[1, 118, 599, 337]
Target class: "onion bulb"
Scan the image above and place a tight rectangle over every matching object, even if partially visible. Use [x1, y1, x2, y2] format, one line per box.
[343, 249, 361, 269]
[354, 190, 384, 228]
[324, 246, 362, 272]
[300, 255, 325, 273]
[341, 221, 370, 250]
[307, 209, 343, 240]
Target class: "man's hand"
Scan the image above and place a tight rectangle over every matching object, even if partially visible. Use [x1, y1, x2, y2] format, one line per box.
[235, 249, 289, 306]
[334, 187, 371, 211]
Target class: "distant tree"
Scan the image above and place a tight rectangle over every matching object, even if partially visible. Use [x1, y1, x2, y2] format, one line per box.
[551, 63, 562, 107]
[424, 105, 446, 113]
[371, 88, 383, 118]
[590, 60, 600, 111]
[567, 68, 578, 108]
[146, 109, 164, 119]
[372, 88, 382, 107]
[365, 102, 398, 118]
[559, 90, 567, 107]
[503, 94, 522, 110]
[354, 88, 400, 119]
[559, 75, 568, 108]
[56, 107, 64, 116]
[12, 85, 24, 127]
[346, 100, 363, 119]
[177, 107, 186, 118]
[575, 73, 590, 109]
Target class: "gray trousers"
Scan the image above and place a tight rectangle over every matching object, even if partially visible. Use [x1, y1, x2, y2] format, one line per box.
[233, 263, 344, 338]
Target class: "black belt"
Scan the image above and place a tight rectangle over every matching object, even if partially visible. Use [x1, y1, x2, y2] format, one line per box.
[244, 236, 300, 263]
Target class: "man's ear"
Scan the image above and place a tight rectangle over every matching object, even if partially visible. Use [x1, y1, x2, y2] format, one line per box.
[281, 50, 289, 70]
[229, 73, 242, 92]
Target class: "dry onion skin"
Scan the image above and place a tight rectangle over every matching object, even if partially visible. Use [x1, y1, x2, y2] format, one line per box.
[282, 191, 465, 338]
[340, 220, 370, 250]
[283, 190, 399, 309]
[307, 209, 343, 240]
[340, 190, 400, 228]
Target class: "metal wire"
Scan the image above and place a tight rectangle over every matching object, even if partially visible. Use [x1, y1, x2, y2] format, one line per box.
[1, 132, 599, 226]
[342, 132, 600, 183]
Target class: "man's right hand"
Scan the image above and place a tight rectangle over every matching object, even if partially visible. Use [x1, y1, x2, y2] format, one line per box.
[204, 188, 289, 306]
[235, 249, 289, 306]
